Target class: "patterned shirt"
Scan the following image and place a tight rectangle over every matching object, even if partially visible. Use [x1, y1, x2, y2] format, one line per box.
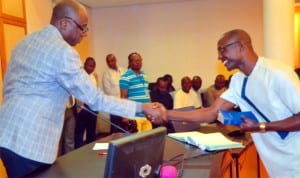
[0, 25, 137, 164]
[119, 69, 150, 117]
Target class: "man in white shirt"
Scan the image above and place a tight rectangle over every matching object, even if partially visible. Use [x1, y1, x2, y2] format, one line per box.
[191, 75, 203, 106]
[167, 29, 300, 177]
[102, 54, 125, 133]
[74, 57, 99, 148]
[204, 74, 227, 107]
[174, 76, 202, 109]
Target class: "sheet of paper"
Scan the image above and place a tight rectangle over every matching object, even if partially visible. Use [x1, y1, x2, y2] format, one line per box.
[92, 143, 109, 150]
[168, 131, 244, 151]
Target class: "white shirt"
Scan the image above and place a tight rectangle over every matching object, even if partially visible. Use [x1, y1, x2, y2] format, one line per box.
[102, 67, 125, 97]
[221, 57, 300, 178]
[173, 89, 202, 109]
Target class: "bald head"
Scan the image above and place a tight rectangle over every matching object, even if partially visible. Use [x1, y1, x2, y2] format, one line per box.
[181, 76, 192, 93]
[106, 54, 118, 70]
[192, 75, 202, 91]
[51, 0, 85, 24]
[50, 0, 88, 46]
[214, 74, 226, 90]
[217, 29, 258, 75]
[218, 29, 253, 50]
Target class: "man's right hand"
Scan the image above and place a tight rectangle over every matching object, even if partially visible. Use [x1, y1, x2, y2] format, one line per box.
[142, 102, 167, 125]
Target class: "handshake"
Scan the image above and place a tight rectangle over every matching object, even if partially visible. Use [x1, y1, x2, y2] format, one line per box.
[142, 102, 168, 125]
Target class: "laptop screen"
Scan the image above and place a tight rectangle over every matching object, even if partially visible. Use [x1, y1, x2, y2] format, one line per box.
[104, 127, 167, 178]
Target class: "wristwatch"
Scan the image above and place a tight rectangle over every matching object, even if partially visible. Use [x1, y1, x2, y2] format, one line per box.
[259, 122, 266, 132]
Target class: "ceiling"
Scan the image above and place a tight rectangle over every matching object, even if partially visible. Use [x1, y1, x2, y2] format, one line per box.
[79, 0, 300, 9]
[78, 0, 189, 8]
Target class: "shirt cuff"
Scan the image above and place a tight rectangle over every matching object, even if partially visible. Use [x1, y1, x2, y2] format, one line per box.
[136, 102, 142, 113]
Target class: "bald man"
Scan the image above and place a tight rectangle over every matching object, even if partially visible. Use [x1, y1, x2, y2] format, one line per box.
[0, 0, 165, 176]
[167, 29, 300, 177]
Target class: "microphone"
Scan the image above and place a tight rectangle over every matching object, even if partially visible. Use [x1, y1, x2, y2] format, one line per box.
[76, 104, 131, 135]
[159, 165, 177, 178]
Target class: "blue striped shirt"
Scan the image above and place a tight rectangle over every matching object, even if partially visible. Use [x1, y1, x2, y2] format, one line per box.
[120, 69, 150, 117]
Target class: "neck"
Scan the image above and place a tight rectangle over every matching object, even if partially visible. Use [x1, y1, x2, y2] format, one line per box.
[110, 67, 118, 71]
[240, 54, 258, 76]
[132, 69, 141, 74]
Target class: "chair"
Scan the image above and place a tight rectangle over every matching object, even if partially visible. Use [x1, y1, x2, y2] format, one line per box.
[221, 150, 234, 178]
[0, 158, 7, 178]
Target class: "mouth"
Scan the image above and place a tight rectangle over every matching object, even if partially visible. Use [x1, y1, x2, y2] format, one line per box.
[223, 59, 228, 65]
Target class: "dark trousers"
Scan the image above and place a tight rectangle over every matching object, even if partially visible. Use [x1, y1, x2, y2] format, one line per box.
[0, 147, 50, 177]
[74, 105, 98, 148]
[110, 114, 125, 133]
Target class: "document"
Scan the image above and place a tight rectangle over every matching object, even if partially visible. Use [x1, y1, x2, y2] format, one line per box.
[218, 109, 258, 126]
[92, 143, 109, 150]
[168, 131, 244, 151]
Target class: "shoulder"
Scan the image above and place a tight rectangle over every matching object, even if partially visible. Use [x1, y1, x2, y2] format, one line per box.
[257, 57, 297, 83]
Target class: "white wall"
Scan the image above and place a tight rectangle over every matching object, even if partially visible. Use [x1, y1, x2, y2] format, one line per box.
[91, 0, 263, 89]
[25, 0, 264, 89]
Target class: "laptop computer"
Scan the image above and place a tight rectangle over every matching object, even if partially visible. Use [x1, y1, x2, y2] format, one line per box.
[170, 106, 201, 132]
[104, 127, 167, 178]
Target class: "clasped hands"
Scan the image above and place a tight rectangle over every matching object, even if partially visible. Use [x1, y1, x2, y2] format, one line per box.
[142, 102, 167, 125]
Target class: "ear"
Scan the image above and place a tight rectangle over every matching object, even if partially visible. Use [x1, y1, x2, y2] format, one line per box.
[58, 18, 69, 32]
[238, 42, 245, 52]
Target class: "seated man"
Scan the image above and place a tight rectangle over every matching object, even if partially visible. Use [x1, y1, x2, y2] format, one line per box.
[191, 75, 203, 106]
[150, 77, 174, 132]
[174, 76, 202, 109]
[204, 74, 227, 107]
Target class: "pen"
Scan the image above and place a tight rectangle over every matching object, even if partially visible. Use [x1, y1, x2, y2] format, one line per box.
[98, 151, 107, 156]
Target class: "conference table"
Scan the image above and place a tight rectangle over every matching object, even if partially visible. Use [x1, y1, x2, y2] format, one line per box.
[28, 123, 254, 178]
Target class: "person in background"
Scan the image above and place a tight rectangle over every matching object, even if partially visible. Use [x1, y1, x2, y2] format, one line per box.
[102, 53, 126, 133]
[191, 75, 203, 106]
[0, 1, 166, 176]
[163, 74, 176, 93]
[295, 67, 300, 78]
[203, 74, 227, 107]
[60, 95, 77, 155]
[150, 77, 174, 110]
[167, 29, 300, 177]
[173, 76, 202, 109]
[74, 57, 98, 148]
[150, 77, 174, 132]
[120, 52, 153, 132]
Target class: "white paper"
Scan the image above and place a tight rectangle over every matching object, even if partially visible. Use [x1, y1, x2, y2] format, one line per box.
[168, 131, 244, 151]
[92, 143, 109, 150]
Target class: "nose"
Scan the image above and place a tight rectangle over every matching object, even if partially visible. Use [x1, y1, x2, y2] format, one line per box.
[81, 32, 87, 37]
[217, 52, 224, 61]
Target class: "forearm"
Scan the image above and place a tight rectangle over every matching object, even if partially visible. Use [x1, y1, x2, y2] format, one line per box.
[265, 113, 300, 132]
[167, 107, 218, 123]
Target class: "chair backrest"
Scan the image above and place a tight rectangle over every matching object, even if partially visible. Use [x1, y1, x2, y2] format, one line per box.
[0, 158, 7, 178]
[221, 150, 233, 178]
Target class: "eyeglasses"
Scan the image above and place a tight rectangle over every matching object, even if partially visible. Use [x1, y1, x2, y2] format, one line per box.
[64, 16, 88, 33]
[218, 41, 240, 53]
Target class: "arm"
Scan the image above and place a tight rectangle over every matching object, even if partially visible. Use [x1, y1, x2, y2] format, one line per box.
[120, 89, 128, 99]
[240, 113, 300, 132]
[240, 69, 300, 132]
[167, 97, 235, 123]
